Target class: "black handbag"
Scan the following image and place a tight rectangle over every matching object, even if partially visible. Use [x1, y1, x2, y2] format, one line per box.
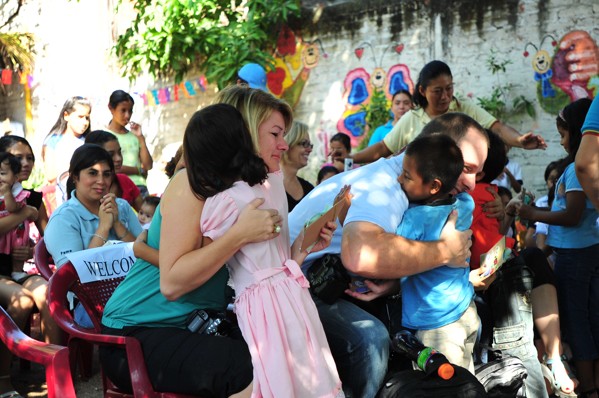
[306, 253, 350, 304]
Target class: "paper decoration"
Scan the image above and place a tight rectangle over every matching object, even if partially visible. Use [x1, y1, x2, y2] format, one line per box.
[2, 69, 12, 85]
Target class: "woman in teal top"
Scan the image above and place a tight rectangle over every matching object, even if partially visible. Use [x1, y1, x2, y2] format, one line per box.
[100, 104, 283, 397]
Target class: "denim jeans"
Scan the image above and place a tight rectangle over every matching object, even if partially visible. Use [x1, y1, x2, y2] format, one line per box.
[554, 244, 599, 361]
[486, 257, 548, 398]
[313, 295, 390, 398]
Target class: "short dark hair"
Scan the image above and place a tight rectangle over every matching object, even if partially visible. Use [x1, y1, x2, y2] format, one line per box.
[142, 195, 160, 209]
[330, 132, 351, 151]
[184, 103, 268, 200]
[317, 165, 339, 184]
[66, 144, 114, 198]
[0, 152, 21, 175]
[479, 129, 507, 183]
[85, 130, 119, 146]
[420, 112, 489, 147]
[404, 134, 463, 195]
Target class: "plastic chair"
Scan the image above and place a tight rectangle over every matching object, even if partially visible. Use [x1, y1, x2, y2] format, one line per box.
[47, 261, 197, 398]
[0, 305, 76, 398]
[34, 237, 55, 281]
[34, 237, 93, 378]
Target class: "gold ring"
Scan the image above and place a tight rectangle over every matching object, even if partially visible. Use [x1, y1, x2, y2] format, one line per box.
[274, 225, 281, 234]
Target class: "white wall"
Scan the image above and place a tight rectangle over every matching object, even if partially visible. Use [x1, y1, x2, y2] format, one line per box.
[3, 0, 598, 196]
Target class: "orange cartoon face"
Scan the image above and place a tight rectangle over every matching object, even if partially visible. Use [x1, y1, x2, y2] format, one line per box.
[302, 43, 320, 69]
[370, 67, 386, 88]
[532, 49, 552, 74]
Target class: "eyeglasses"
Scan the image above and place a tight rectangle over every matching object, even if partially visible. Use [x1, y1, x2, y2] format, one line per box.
[298, 140, 313, 149]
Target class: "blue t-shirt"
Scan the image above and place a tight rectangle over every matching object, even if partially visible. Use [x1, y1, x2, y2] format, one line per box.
[289, 155, 408, 271]
[45, 191, 143, 267]
[368, 121, 393, 146]
[546, 163, 599, 249]
[102, 205, 230, 329]
[396, 193, 475, 330]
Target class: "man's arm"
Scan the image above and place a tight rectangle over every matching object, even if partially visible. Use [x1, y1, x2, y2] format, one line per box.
[340, 212, 471, 279]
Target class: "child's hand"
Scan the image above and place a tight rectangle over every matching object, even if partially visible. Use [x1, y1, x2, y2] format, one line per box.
[307, 221, 336, 254]
[25, 205, 38, 222]
[129, 122, 143, 137]
[469, 267, 497, 291]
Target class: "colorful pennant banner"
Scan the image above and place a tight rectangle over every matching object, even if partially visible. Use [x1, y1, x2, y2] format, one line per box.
[135, 76, 208, 106]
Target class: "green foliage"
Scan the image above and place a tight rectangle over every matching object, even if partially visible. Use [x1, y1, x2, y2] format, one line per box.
[114, 0, 300, 88]
[357, 89, 390, 150]
[476, 50, 536, 122]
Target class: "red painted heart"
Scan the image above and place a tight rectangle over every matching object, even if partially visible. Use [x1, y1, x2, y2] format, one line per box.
[355, 48, 364, 59]
[395, 44, 404, 54]
[266, 68, 286, 96]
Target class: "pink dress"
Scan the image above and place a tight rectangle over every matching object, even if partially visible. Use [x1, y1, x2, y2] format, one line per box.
[202, 172, 343, 398]
[0, 183, 30, 254]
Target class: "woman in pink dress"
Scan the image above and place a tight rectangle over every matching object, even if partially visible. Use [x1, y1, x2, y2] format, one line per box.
[207, 86, 343, 397]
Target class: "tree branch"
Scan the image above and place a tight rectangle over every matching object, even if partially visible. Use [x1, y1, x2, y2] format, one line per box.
[1, 0, 25, 30]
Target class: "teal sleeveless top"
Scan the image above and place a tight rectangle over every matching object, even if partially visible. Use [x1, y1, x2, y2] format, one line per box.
[102, 204, 229, 329]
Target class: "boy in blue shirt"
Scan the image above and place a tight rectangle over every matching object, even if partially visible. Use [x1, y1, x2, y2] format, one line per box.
[396, 134, 479, 373]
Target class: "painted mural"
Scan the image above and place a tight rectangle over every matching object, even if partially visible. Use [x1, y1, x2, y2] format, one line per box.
[524, 30, 599, 114]
[266, 25, 325, 109]
[337, 42, 414, 148]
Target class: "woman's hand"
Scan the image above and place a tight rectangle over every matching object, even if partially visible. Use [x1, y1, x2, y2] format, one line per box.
[469, 268, 497, 291]
[98, 193, 117, 229]
[344, 279, 399, 302]
[518, 131, 547, 150]
[231, 198, 281, 245]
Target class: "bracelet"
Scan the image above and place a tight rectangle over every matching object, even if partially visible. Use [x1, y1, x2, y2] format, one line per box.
[116, 230, 128, 240]
[92, 233, 107, 243]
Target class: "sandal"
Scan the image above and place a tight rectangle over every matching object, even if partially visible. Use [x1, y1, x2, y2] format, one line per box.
[542, 355, 577, 397]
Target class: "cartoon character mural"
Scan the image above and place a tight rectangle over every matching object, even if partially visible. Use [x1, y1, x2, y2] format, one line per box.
[266, 25, 326, 109]
[524, 30, 599, 114]
[337, 42, 414, 148]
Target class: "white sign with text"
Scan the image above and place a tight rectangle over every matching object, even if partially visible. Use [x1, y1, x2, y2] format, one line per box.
[65, 242, 136, 283]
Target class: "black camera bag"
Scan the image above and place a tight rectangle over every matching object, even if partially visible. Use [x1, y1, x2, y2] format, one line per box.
[306, 253, 350, 304]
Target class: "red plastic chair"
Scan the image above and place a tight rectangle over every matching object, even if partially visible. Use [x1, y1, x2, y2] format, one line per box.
[0, 305, 76, 398]
[34, 237, 94, 379]
[47, 261, 197, 398]
[34, 237, 55, 281]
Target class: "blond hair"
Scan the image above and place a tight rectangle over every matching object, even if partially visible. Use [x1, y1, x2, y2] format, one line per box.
[282, 121, 309, 164]
[214, 85, 293, 153]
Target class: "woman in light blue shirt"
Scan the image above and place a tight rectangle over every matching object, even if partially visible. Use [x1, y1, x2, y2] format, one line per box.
[45, 144, 142, 268]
